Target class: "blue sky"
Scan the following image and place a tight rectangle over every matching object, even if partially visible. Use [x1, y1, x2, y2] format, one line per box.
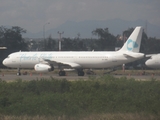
[0, 0, 159, 33]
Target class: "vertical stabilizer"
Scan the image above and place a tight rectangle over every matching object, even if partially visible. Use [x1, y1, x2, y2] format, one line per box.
[119, 26, 143, 53]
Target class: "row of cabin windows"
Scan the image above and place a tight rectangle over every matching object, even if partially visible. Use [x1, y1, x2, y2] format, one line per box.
[79, 56, 108, 58]
[18, 56, 108, 59]
[55, 56, 108, 58]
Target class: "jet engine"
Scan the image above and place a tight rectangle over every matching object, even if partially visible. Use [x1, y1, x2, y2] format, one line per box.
[34, 64, 54, 72]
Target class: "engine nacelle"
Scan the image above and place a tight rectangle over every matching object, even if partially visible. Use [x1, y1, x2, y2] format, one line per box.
[34, 64, 54, 72]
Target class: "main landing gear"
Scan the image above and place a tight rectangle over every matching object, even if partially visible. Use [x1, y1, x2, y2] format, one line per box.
[59, 70, 66, 76]
[58, 69, 85, 76]
[17, 68, 21, 76]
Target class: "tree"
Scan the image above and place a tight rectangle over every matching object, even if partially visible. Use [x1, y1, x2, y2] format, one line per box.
[45, 35, 57, 51]
[62, 38, 74, 51]
[0, 26, 28, 51]
[145, 37, 160, 54]
[62, 38, 87, 51]
[92, 28, 116, 51]
[0, 26, 28, 67]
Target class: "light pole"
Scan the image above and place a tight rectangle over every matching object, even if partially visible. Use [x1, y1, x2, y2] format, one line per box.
[57, 31, 64, 51]
[43, 22, 50, 51]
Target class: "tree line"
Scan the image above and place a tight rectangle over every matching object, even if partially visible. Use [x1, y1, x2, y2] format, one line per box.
[0, 26, 160, 68]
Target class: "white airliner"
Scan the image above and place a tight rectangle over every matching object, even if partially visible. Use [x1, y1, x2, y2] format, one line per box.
[145, 54, 160, 68]
[3, 26, 144, 76]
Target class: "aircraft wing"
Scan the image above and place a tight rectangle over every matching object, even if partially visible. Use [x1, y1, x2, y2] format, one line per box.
[43, 58, 82, 68]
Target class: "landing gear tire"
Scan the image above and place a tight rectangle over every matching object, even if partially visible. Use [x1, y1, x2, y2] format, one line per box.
[17, 72, 21, 76]
[59, 71, 66, 76]
[17, 68, 21, 76]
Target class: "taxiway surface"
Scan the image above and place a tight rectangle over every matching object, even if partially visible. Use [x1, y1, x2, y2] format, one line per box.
[0, 73, 159, 81]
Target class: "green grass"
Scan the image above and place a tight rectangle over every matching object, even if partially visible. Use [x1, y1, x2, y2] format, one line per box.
[0, 75, 160, 119]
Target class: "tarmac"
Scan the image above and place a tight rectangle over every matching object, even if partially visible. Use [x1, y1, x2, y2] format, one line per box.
[0, 72, 159, 81]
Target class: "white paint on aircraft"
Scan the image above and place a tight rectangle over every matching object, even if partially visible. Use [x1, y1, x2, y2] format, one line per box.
[145, 54, 160, 68]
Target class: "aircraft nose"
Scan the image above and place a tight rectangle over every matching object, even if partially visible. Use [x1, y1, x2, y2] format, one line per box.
[2, 58, 10, 67]
[145, 60, 155, 68]
[2, 59, 7, 66]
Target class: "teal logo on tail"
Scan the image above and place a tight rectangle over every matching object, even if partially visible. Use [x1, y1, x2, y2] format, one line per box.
[127, 39, 138, 51]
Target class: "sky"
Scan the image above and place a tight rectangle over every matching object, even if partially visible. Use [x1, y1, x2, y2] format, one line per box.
[0, 0, 160, 33]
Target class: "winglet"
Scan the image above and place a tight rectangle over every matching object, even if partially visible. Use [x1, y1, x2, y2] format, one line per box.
[119, 26, 143, 53]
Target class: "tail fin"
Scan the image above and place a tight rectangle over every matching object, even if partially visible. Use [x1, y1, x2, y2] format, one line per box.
[119, 26, 143, 53]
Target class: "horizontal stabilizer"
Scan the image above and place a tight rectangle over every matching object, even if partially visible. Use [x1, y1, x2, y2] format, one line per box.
[123, 53, 136, 58]
[123, 52, 144, 59]
[145, 54, 156, 58]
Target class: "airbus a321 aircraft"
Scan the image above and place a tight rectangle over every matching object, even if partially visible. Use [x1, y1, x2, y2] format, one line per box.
[3, 26, 144, 76]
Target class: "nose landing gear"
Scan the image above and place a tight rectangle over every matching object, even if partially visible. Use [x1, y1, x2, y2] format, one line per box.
[17, 68, 21, 76]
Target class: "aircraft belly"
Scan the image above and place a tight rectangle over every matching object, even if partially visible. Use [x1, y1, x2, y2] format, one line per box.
[20, 64, 35, 68]
[78, 60, 110, 68]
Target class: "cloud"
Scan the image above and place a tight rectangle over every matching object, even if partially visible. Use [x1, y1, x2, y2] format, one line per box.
[0, 0, 160, 33]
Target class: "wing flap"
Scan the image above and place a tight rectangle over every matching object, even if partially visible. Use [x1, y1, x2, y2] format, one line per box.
[43, 58, 81, 68]
[145, 54, 156, 58]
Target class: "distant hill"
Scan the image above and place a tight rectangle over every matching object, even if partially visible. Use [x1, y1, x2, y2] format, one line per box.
[23, 18, 160, 39]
